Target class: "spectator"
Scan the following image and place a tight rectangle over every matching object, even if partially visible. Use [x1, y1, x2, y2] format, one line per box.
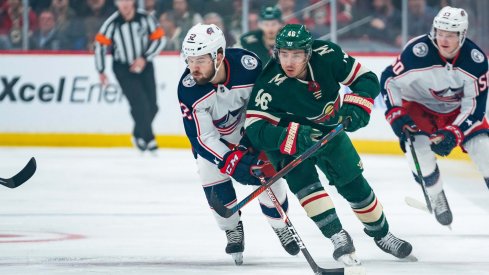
[29, 10, 61, 50]
[83, 0, 116, 50]
[50, 0, 86, 50]
[50, 0, 75, 29]
[247, 10, 259, 31]
[395, 0, 437, 47]
[29, 0, 51, 14]
[238, 6, 283, 63]
[306, 4, 329, 38]
[277, 0, 301, 25]
[305, 0, 355, 30]
[172, 0, 202, 40]
[145, 0, 163, 18]
[358, 0, 402, 47]
[0, 0, 37, 49]
[203, 12, 236, 48]
[159, 10, 182, 51]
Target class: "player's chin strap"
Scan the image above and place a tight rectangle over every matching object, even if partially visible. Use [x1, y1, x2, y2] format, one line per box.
[209, 57, 224, 83]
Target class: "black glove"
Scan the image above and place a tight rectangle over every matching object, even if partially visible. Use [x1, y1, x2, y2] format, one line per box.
[279, 122, 323, 156]
[218, 146, 262, 185]
[430, 125, 464, 156]
[385, 107, 418, 142]
[338, 94, 374, 132]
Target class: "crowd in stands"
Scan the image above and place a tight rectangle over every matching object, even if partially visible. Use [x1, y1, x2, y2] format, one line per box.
[0, 0, 486, 52]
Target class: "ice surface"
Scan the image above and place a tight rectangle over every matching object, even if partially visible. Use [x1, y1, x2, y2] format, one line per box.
[0, 147, 488, 275]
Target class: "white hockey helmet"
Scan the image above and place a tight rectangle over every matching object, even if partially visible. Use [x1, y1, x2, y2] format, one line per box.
[181, 23, 226, 60]
[430, 6, 468, 46]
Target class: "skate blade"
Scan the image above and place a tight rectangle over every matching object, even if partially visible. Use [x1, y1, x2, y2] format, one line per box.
[401, 254, 418, 262]
[231, 252, 243, 266]
[344, 266, 367, 275]
[337, 253, 362, 266]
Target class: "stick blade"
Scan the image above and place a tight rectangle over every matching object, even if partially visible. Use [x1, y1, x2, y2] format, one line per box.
[405, 196, 430, 213]
[1, 157, 37, 189]
[209, 188, 234, 218]
[318, 266, 366, 275]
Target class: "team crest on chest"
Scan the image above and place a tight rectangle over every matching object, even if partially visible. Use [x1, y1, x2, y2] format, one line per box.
[241, 55, 258, 70]
[413, 42, 428, 57]
[471, 49, 484, 63]
[182, 74, 196, 87]
[429, 86, 464, 102]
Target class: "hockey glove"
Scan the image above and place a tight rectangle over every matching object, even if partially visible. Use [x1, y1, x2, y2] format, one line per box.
[279, 122, 323, 156]
[430, 125, 464, 156]
[338, 94, 374, 132]
[218, 146, 262, 186]
[385, 107, 418, 143]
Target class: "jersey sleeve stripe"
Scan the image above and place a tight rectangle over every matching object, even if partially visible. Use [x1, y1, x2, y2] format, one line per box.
[245, 111, 280, 128]
[231, 84, 254, 89]
[191, 90, 223, 160]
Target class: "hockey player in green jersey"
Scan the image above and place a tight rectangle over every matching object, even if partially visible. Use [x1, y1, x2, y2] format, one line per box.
[238, 6, 283, 64]
[244, 24, 414, 266]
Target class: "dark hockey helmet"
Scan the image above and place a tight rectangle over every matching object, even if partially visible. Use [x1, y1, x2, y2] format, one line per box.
[260, 6, 282, 22]
[274, 24, 313, 62]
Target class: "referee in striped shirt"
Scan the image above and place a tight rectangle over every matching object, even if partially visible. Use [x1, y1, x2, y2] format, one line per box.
[94, 0, 166, 153]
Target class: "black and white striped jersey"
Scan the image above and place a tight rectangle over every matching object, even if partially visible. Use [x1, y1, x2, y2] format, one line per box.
[94, 10, 166, 73]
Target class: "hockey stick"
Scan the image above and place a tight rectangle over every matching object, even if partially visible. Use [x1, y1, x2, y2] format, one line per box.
[210, 120, 348, 218]
[0, 157, 37, 189]
[258, 174, 365, 275]
[403, 130, 433, 213]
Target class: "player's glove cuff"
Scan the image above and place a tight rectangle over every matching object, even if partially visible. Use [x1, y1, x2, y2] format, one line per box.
[343, 94, 374, 114]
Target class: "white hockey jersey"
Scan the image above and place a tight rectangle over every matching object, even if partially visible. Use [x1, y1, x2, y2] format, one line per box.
[178, 48, 262, 164]
[380, 35, 488, 133]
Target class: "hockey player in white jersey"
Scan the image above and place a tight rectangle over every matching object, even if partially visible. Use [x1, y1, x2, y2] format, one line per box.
[177, 23, 300, 265]
[380, 6, 489, 226]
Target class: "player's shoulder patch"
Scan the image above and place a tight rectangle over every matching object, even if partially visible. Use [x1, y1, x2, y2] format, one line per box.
[412, 42, 429, 57]
[182, 73, 196, 87]
[471, 48, 485, 63]
[241, 54, 258, 70]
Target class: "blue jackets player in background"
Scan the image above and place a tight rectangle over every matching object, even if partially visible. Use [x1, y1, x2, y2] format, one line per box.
[177, 23, 300, 265]
[381, 6, 489, 227]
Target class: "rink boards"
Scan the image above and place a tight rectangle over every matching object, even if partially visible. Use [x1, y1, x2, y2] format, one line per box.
[0, 52, 480, 159]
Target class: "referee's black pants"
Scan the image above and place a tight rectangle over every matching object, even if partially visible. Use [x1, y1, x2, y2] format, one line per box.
[113, 61, 158, 143]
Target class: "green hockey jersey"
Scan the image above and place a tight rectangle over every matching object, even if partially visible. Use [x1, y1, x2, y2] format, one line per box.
[239, 29, 274, 64]
[244, 40, 380, 152]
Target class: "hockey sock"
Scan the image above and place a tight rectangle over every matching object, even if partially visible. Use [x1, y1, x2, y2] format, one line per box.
[337, 175, 389, 238]
[295, 182, 341, 238]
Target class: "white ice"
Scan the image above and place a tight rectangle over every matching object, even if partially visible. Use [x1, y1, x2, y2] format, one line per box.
[0, 147, 488, 275]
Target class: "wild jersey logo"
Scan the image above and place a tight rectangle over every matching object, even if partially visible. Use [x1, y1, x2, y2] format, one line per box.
[313, 45, 334, 56]
[309, 96, 341, 123]
[241, 55, 258, 70]
[243, 35, 258, 44]
[269, 74, 287, 86]
[429, 86, 464, 102]
[413, 42, 428, 57]
[471, 49, 485, 63]
[182, 74, 196, 87]
[255, 89, 272, 110]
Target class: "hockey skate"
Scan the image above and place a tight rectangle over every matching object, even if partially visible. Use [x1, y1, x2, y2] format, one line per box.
[131, 137, 147, 152]
[330, 229, 361, 266]
[273, 226, 300, 256]
[374, 232, 414, 260]
[432, 190, 453, 226]
[147, 139, 158, 156]
[225, 221, 244, 265]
